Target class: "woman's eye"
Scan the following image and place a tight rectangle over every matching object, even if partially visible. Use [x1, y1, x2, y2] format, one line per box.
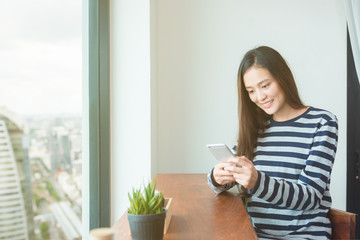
[248, 90, 254, 94]
[262, 84, 269, 89]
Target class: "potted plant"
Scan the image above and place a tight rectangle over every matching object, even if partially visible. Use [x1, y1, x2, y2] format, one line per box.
[127, 180, 167, 240]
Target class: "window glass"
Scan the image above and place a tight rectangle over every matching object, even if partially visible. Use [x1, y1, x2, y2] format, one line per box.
[0, 1, 82, 239]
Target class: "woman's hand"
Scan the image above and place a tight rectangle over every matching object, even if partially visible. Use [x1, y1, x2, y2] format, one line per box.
[225, 156, 258, 190]
[212, 162, 236, 185]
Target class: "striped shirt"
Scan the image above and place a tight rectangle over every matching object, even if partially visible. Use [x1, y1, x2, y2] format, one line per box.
[208, 107, 338, 240]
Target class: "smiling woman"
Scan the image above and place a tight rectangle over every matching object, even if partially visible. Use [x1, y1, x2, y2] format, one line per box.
[244, 68, 310, 124]
[236, 46, 307, 160]
[208, 46, 338, 240]
[243, 67, 302, 122]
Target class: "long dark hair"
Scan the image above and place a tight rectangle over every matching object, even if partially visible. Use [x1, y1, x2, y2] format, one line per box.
[236, 46, 305, 159]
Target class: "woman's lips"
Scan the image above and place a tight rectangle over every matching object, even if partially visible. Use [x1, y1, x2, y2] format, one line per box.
[261, 100, 274, 109]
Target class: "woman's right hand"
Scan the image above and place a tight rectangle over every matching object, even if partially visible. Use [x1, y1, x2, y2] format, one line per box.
[212, 162, 236, 185]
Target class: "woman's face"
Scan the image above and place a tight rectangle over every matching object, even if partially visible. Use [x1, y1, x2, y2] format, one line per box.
[243, 66, 291, 120]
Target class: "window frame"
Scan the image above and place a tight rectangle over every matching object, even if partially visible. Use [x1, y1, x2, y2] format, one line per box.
[88, 0, 110, 230]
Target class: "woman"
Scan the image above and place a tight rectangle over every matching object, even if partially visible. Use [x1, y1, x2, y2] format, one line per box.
[207, 46, 338, 239]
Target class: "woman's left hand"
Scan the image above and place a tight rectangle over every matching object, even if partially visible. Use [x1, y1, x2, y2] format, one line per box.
[224, 156, 258, 190]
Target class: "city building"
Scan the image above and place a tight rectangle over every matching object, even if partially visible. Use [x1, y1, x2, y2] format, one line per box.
[49, 126, 72, 173]
[50, 201, 81, 240]
[0, 107, 35, 240]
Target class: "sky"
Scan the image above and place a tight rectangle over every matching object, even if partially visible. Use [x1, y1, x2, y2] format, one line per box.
[0, 0, 82, 116]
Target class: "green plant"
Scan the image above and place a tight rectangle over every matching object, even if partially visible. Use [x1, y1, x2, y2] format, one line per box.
[45, 180, 61, 202]
[128, 180, 164, 215]
[33, 193, 43, 207]
[39, 222, 50, 240]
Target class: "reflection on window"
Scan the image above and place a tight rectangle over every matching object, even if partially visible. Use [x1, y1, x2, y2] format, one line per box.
[0, 1, 82, 239]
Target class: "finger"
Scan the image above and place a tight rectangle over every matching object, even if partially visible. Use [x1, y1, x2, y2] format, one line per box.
[234, 178, 246, 187]
[227, 156, 241, 164]
[215, 162, 234, 170]
[233, 173, 244, 179]
[224, 165, 243, 174]
[233, 174, 251, 189]
[226, 160, 243, 169]
[227, 156, 243, 166]
[214, 172, 235, 184]
[228, 156, 251, 167]
[217, 176, 236, 182]
[216, 169, 235, 177]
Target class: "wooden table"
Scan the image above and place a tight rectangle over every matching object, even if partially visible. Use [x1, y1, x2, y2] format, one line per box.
[113, 174, 257, 240]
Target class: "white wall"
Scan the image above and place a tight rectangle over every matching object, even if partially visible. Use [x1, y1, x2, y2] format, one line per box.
[110, 0, 347, 224]
[155, 0, 347, 210]
[110, 0, 152, 224]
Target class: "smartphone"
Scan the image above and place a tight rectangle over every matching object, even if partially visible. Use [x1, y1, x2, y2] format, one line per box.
[207, 144, 237, 163]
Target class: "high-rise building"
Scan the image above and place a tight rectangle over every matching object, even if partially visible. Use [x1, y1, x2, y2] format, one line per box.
[0, 108, 34, 240]
[49, 126, 72, 173]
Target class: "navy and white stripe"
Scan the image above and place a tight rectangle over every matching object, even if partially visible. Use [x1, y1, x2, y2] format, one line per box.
[208, 107, 338, 240]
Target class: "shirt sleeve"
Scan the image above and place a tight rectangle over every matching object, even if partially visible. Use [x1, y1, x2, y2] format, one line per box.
[207, 168, 237, 194]
[248, 116, 338, 211]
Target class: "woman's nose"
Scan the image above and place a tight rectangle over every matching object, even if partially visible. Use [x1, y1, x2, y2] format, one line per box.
[256, 90, 266, 102]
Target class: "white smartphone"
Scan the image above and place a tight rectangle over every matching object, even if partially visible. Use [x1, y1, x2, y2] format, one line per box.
[207, 144, 237, 163]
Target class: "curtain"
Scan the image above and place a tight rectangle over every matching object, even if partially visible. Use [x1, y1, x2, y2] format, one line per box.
[345, 0, 360, 82]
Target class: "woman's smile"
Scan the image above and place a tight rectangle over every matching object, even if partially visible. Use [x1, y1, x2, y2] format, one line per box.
[243, 66, 289, 119]
[261, 99, 274, 109]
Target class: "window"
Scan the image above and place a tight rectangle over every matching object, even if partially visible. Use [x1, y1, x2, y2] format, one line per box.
[0, 1, 82, 239]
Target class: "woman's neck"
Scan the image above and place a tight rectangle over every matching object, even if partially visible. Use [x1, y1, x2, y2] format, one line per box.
[273, 106, 308, 122]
